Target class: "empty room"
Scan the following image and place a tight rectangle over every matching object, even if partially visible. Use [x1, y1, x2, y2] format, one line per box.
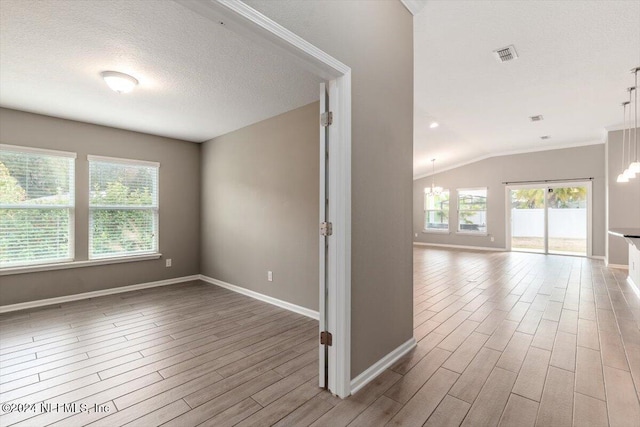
[0, 1, 638, 427]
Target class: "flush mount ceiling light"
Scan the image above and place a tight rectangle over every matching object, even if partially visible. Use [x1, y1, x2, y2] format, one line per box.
[429, 122, 439, 129]
[101, 71, 138, 94]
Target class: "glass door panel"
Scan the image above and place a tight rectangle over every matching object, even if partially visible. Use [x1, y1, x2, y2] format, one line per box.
[547, 186, 587, 256]
[510, 188, 545, 253]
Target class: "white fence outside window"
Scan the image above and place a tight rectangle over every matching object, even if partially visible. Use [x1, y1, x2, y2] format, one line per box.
[511, 208, 586, 238]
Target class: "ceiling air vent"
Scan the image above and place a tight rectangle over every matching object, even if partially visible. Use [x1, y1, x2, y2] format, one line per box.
[540, 135, 551, 140]
[529, 115, 544, 122]
[493, 45, 518, 63]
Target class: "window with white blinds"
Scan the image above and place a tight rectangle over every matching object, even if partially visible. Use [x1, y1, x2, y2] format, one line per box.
[0, 144, 76, 268]
[88, 156, 159, 259]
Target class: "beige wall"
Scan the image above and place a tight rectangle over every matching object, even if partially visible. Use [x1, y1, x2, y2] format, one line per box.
[246, 0, 414, 379]
[200, 102, 320, 311]
[1, 0, 415, 381]
[606, 128, 640, 265]
[413, 144, 607, 256]
[0, 108, 201, 305]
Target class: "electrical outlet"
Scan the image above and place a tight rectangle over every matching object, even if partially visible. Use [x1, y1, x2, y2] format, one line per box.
[415, 233, 418, 238]
[490, 236, 495, 242]
[267, 271, 273, 282]
[165, 258, 172, 267]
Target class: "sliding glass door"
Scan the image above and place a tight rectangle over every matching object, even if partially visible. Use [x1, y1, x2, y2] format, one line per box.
[509, 183, 590, 256]
[510, 188, 545, 253]
[547, 186, 588, 256]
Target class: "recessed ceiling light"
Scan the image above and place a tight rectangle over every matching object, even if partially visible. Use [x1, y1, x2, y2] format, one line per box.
[429, 122, 439, 129]
[101, 71, 139, 94]
[540, 135, 551, 140]
[529, 115, 544, 122]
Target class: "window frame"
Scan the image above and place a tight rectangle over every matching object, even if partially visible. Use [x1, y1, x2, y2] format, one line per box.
[0, 144, 76, 269]
[87, 155, 160, 260]
[423, 189, 450, 233]
[456, 187, 488, 235]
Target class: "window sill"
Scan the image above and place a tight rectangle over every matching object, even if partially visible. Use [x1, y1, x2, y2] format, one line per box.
[456, 231, 489, 236]
[0, 253, 162, 276]
[422, 229, 450, 234]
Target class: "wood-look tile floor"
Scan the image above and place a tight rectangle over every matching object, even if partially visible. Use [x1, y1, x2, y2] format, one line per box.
[0, 247, 639, 426]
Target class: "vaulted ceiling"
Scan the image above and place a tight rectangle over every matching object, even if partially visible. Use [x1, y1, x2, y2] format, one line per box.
[2, 0, 638, 174]
[413, 0, 640, 178]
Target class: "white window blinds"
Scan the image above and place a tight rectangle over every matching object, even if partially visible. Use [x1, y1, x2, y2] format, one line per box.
[88, 156, 159, 259]
[0, 144, 76, 268]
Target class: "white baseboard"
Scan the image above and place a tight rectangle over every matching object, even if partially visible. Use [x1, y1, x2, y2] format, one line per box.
[413, 242, 506, 252]
[606, 262, 629, 270]
[627, 277, 640, 298]
[199, 275, 319, 321]
[350, 337, 416, 395]
[0, 275, 200, 314]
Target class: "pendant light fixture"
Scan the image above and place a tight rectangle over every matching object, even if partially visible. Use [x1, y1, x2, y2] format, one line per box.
[623, 87, 636, 179]
[629, 67, 640, 175]
[623, 86, 637, 179]
[425, 159, 443, 195]
[617, 101, 630, 183]
[616, 66, 640, 184]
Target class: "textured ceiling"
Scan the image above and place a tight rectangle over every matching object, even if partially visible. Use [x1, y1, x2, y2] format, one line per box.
[0, 0, 322, 142]
[414, 0, 640, 178]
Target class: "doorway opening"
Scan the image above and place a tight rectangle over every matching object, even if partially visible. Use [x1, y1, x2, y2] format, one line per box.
[507, 181, 592, 257]
[177, 0, 352, 398]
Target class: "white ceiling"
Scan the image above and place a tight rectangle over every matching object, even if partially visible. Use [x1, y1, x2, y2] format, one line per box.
[2, 0, 638, 169]
[0, 0, 321, 142]
[414, 0, 640, 178]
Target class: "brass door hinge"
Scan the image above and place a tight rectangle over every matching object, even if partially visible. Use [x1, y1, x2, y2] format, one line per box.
[320, 331, 333, 346]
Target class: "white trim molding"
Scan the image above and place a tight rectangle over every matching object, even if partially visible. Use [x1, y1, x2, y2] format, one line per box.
[169, 0, 352, 399]
[606, 263, 629, 270]
[199, 275, 319, 320]
[0, 275, 199, 314]
[0, 143, 77, 158]
[175, 0, 348, 80]
[413, 140, 604, 181]
[87, 154, 160, 168]
[0, 253, 162, 276]
[400, 0, 427, 16]
[414, 242, 507, 252]
[350, 337, 416, 395]
[626, 276, 639, 298]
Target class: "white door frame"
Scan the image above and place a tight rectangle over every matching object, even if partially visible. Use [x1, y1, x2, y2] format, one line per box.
[176, 0, 352, 398]
[505, 181, 593, 257]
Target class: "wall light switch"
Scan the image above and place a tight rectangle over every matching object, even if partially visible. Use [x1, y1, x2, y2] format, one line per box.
[267, 271, 273, 282]
[415, 233, 418, 238]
